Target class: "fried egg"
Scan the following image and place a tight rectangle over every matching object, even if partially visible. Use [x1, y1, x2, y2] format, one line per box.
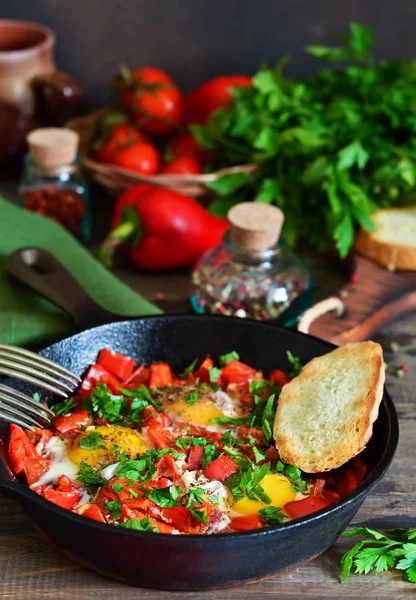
[230, 473, 296, 515]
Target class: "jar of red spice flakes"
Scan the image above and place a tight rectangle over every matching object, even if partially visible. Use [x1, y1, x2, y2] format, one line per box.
[190, 202, 313, 326]
[19, 128, 90, 242]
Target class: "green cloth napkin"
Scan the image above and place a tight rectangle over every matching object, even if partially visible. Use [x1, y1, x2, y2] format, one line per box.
[0, 197, 161, 348]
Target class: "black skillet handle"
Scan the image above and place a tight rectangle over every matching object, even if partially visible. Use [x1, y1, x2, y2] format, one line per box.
[6, 247, 119, 330]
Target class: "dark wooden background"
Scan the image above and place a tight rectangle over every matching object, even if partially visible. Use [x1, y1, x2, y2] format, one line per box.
[2, 0, 416, 109]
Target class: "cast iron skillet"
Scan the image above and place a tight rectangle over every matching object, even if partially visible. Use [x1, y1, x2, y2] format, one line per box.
[0, 249, 399, 590]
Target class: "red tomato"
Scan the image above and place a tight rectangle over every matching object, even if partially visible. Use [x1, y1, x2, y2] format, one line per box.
[8, 424, 38, 474]
[311, 479, 326, 496]
[220, 360, 257, 386]
[203, 455, 239, 482]
[194, 357, 214, 384]
[157, 506, 202, 533]
[269, 369, 291, 387]
[79, 364, 121, 398]
[23, 457, 51, 486]
[155, 454, 180, 479]
[182, 75, 252, 125]
[186, 445, 204, 471]
[169, 133, 210, 165]
[107, 141, 160, 175]
[83, 504, 106, 523]
[122, 364, 151, 389]
[96, 123, 146, 163]
[162, 156, 201, 175]
[141, 405, 167, 429]
[323, 490, 341, 504]
[149, 363, 174, 389]
[44, 486, 82, 510]
[148, 428, 173, 449]
[54, 408, 92, 438]
[230, 514, 263, 531]
[97, 349, 135, 380]
[336, 468, 359, 497]
[123, 67, 183, 135]
[284, 495, 331, 519]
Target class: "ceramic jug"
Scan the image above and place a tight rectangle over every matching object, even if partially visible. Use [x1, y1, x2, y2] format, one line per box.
[0, 20, 81, 175]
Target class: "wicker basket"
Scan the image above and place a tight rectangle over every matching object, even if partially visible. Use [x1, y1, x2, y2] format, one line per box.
[66, 109, 257, 198]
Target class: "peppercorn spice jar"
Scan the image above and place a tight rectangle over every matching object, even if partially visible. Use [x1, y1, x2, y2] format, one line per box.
[190, 202, 313, 326]
[19, 128, 90, 242]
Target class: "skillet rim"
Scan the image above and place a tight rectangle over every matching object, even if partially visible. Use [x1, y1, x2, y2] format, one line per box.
[1, 314, 399, 542]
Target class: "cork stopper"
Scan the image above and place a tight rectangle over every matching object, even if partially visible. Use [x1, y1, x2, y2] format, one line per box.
[228, 202, 284, 250]
[27, 128, 79, 171]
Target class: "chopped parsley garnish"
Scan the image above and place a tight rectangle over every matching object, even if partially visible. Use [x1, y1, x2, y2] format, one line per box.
[261, 394, 276, 443]
[200, 444, 220, 469]
[118, 516, 158, 532]
[51, 397, 77, 416]
[249, 438, 266, 463]
[225, 462, 271, 504]
[210, 416, 249, 425]
[84, 383, 125, 422]
[259, 506, 285, 525]
[176, 436, 210, 449]
[120, 384, 164, 412]
[113, 482, 125, 493]
[287, 351, 302, 378]
[219, 351, 240, 366]
[186, 390, 199, 405]
[117, 458, 150, 482]
[79, 432, 107, 450]
[147, 487, 179, 508]
[179, 358, 199, 378]
[276, 460, 308, 493]
[106, 499, 123, 519]
[208, 366, 222, 383]
[189, 508, 208, 525]
[76, 462, 106, 485]
[185, 488, 205, 508]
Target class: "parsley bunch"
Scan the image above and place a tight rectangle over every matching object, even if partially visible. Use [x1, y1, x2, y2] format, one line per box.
[193, 22, 416, 257]
[341, 527, 416, 584]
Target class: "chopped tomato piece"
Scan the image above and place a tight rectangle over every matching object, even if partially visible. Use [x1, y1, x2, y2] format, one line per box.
[157, 506, 202, 533]
[194, 357, 214, 383]
[122, 365, 150, 389]
[220, 360, 257, 386]
[311, 479, 326, 496]
[336, 468, 359, 497]
[56, 475, 73, 490]
[284, 495, 330, 519]
[268, 369, 291, 386]
[148, 428, 173, 449]
[27, 427, 53, 449]
[54, 407, 92, 438]
[23, 457, 51, 486]
[155, 454, 180, 479]
[203, 455, 239, 482]
[353, 457, 367, 484]
[154, 477, 172, 489]
[265, 446, 279, 467]
[230, 514, 264, 531]
[141, 405, 167, 429]
[97, 349, 135, 380]
[8, 424, 38, 474]
[44, 486, 82, 510]
[186, 445, 204, 471]
[83, 504, 106, 523]
[148, 363, 174, 389]
[323, 490, 341, 503]
[78, 364, 121, 398]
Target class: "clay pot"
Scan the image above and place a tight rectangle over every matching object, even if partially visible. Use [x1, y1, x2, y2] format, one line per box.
[0, 20, 81, 175]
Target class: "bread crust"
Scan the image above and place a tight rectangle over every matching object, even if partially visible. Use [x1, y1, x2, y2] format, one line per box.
[273, 342, 385, 473]
[355, 208, 416, 270]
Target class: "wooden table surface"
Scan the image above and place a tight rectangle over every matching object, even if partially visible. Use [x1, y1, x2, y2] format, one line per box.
[0, 188, 415, 599]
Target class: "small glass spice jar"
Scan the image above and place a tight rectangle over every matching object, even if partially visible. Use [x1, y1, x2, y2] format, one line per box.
[190, 202, 313, 326]
[19, 128, 90, 242]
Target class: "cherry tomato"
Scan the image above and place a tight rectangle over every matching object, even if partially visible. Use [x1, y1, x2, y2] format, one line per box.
[203, 455, 239, 482]
[162, 156, 201, 174]
[96, 123, 146, 163]
[107, 141, 160, 175]
[97, 349, 135, 380]
[169, 133, 210, 165]
[123, 67, 183, 135]
[182, 75, 252, 125]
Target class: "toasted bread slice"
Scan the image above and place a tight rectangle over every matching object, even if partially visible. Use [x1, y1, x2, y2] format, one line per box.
[355, 207, 416, 270]
[273, 342, 385, 473]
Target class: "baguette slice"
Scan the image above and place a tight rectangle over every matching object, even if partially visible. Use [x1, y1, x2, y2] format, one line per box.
[355, 207, 416, 270]
[273, 342, 385, 473]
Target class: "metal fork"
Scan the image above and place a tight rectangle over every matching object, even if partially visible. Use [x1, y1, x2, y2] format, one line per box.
[0, 345, 81, 431]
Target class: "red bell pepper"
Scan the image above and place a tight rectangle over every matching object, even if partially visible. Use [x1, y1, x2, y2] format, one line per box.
[220, 360, 257, 386]
[141, 405, 167, 429]
[54, 407, 92, 437]
[284, 495, 331, 519]
[203, 455, 239, 482]
[97, 349, 135, 380]
[186, 445, 204, 471]
[79, 364, 121, 397]
[44, 486, 82, 510]
[194, 357, 214, 383]
[98, 185, 228, 271]
[8, 424, 38, 474]
[23, 457, 51, 486]
[83, 504, 106, 523]
[149, 363, 174, 389]
[122, 364, 150, 388]
[148, 428, 173, 449]
[230, 514, 263, 531]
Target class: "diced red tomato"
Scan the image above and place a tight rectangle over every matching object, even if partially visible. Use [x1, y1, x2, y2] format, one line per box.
[23, 457, 51, 486]
[147, 428, 173, 449]
[203, 455, 239, 482]
[154, 477, 172, 489]
[186, 445, 204, 471]
[268, 369, 291, 386]
[141, 405, 167, 429]
[284, 495, 331, 519]
[54, 407, 92, 438]
[220, 360, 257, 386]
[155, 454, 180, 479]
[8, 424, 38, 474]
[83, 504, 106, 523]
[194, 357, 214, 383]
[311, 479, 326, 496]
[265, 446, 279, 467]
[79, 364, 121, 397]
[157, 506, 202, 533]
[122, 365, 150, 389]
[97, 349, 135, 380]
[27, 427, 53, 449]
[323, 490, 341, 503]
[230, 514, 263, 531]
[149, 363, 174, 389]
[336, 468, 359, 497]
[44, 486, 82, 510]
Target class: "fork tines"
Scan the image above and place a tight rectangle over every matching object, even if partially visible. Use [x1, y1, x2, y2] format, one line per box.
[0, 384, 54, 431]
[0, 344, 80, 398]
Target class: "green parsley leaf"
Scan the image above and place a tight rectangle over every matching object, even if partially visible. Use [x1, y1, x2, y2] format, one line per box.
[113, 482, 125, 493]
[210, 416, 249, 425]
[249, 438, 266, 463]
[189, 508, 208, 525]
[200, 444, 219, 469]
[76, 462, 106, 486]
[281, 462, 308, 493]
[259, 506, 285, 525]
[185, 488, 205, 508]
[147, 487, 179, 508]
[118, 516, 158, 533]
[186, 390, 199, 405]
[117, 458, 150, 482]
[79, 432, 107, 450]
[51, 397, 77, 416]
[219, 351, 240, 366]
[105, 499, 122, 519]
[179, 358, 199, 378]
[262, 394, 276, 443]
[287, 351, 302, 378]
[86, 383, 125, 422]
[208, 366, 222, 383]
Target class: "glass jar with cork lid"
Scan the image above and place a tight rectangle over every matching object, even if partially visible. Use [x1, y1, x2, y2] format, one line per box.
[19, 127, 90, 242]
[190, 202, 313, 326]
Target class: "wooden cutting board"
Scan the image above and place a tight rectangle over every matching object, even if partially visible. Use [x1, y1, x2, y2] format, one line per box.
[302, 254, 416, 345]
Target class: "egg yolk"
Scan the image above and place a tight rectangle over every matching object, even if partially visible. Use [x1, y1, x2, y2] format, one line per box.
[230, 473, 296, 515]
[162, 395, 224, 426]
[68, 425, 147, 467]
